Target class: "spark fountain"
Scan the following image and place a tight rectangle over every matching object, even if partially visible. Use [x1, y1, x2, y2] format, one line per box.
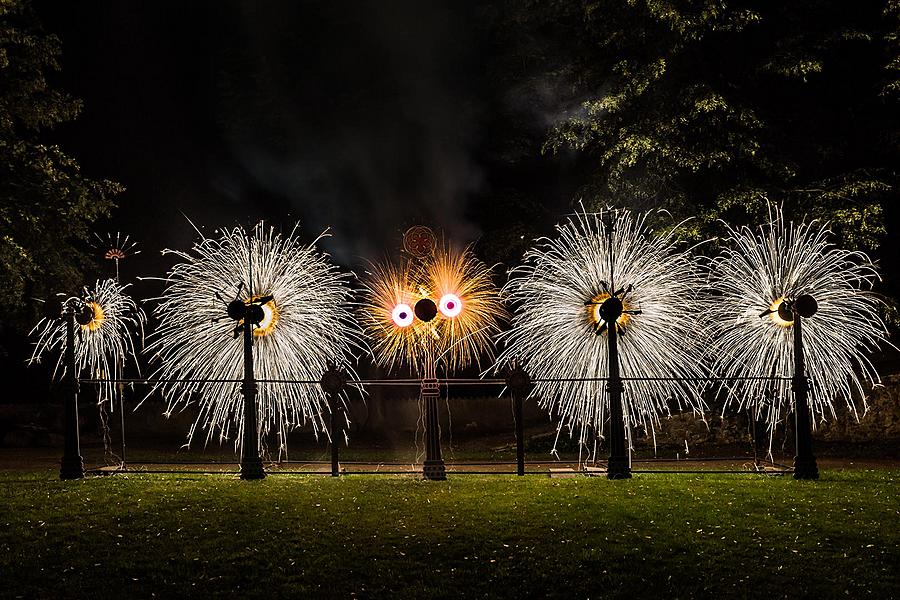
[30, 279, 145, 478]
[496, 209, 709, 478]
[146, 223, 363, 469]
[358, 227, 506, 480]
[706, 208, 891, 478]
[93, 231, 141, 468]
[31, 279, 146, 410]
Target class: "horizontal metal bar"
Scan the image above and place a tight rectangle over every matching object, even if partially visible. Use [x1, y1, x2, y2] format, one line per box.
[78, 375, 794, 385]
[629, 470, 788, 475]
[532, 376, 794, 382]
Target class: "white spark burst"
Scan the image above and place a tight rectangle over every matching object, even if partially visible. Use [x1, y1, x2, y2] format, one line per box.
[706, 208, 891, 440]
[30, 278, 145, 407]
[495, 209, 709, 450]
[145, 223, 364, 452]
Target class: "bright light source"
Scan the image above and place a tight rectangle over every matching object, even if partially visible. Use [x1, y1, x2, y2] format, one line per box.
[769, 297, 794, 327]
[253, 298, 279, 337]
[439, 293, 462, 318]
[392, 303, 414, 327]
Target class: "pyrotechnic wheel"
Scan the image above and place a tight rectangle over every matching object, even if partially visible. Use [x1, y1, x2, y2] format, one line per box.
[706, 207, 891, 446]
[495, 209, 708, 451]
[146, 223, 364, 453]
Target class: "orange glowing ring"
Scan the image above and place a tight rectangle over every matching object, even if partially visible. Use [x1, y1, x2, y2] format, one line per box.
[82, 302, 105, 332]
[248, 296, 279, 337]
[768, 297, 794, 328]
[588, 293, 632, 327]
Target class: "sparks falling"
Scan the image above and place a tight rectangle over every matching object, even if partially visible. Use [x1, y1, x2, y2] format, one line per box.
[495, 210, 709, 450]
[358, 243, 506, 374]
[30, 278, 145, 407]
[92, 231, 141, 281]
[706, 208, 891, 443]
[145, 223, 364, 452]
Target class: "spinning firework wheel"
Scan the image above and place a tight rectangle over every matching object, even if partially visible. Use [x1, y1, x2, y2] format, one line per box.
[496, 209, 709, 474]
[706, 207, 891, 477]
[360, 230, 505, 480]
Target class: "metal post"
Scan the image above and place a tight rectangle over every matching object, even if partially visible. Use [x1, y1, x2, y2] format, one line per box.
[422, 385, 446, 480]
[792, 315, 819, 480]
[60, 307, 84, 480]
[514, 393, 524, 476]
[330, 400, 340, 477]
[506, 363, 531, 477]
[320, 365, 347, 478]
[119, 389, 127, 471]
[606, 317, 631, 479]
[239, 322, 265, 480]
[422, 346, 446, 480]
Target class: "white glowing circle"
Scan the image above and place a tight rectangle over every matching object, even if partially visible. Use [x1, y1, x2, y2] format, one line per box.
[392, 303, 414, 327]
[258, 303, 275, 329]
[439, 293, 462, 318]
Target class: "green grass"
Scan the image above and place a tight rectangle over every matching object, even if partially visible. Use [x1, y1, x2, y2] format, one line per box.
[0, 470, 897, 599]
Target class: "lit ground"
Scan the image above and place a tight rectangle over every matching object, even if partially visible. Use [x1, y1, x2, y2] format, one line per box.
[0, 454, 897, 598]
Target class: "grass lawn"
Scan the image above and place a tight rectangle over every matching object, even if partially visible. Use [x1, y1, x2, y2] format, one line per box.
[0, 469, 897, 599]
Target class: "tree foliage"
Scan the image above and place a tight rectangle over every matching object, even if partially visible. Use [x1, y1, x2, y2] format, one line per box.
[0, 0, 121, 326]
[493, 0, 900, 253]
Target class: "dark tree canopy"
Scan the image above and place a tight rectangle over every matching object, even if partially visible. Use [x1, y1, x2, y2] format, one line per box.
[489, 0, 900, 254]
[0, 0, 121, 326]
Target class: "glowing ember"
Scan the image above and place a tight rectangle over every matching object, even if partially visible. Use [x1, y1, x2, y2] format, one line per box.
[588, 292, 632, 328]
[249, 295, 279, 337]
[767, 297, 794, 328]
[82, 302, 105, 332]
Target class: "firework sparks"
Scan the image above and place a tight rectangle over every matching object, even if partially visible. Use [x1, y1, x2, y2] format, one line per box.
[495, 210, 708, 450]
[93, 232, 140, 281]
[358, 243, 506, 375]
[30, 279, 145, 407]
[706, 208, 891, 442]
[145, 223, 364, 452]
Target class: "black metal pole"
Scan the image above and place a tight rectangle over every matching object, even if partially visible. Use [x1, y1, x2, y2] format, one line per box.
[60, 308, 84, 480]
[239, 322, 265, 480]
[422, 344, 446, 480]
[320, 365, 348, 477]
[506, 363, 531, 477]
[422, 381, 446, 480]
[792, 315, 819, 480]
[514, 392, 524, 476]
[119, 386, 127, 471]
[606, 318, 631, 479]
[330, 399, 340, 477]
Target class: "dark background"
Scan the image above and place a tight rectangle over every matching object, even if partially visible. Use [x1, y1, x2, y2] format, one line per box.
[5, 1, 898, 401]
[34, 0, 582, 277]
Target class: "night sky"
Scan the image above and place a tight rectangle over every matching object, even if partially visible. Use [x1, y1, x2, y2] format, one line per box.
[7, 0, 896, 384]
[34, 1, 579, 276]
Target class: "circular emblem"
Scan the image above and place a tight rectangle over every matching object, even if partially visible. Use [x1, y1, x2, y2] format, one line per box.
[320, 367, 348, 396]
[505, 365, 532, 394]
[402, 226, 436, 257]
